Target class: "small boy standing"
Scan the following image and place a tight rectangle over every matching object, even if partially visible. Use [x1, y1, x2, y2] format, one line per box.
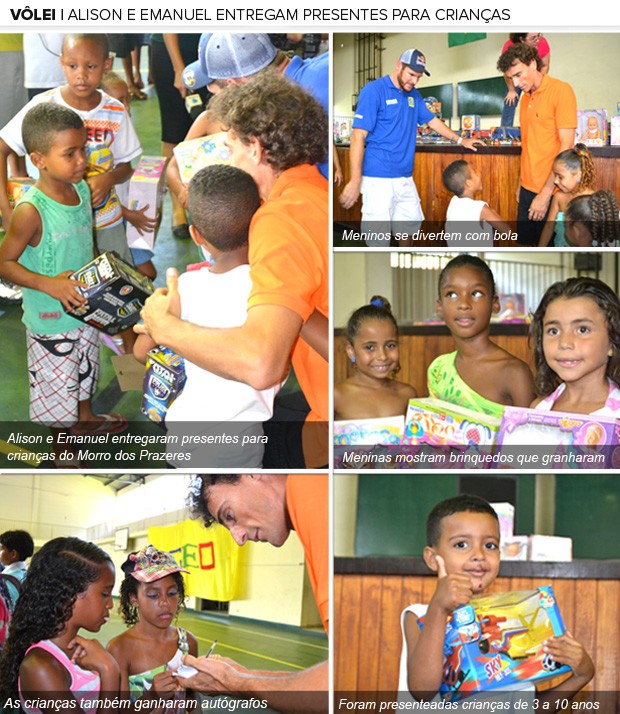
[134, 164, 283, 468]
[0, 104, 126, 463]
[443, 160, 512, 247]
[0, 529, 34, 613]
[400, 495, 594, 710]
[0, 34, 142, 354]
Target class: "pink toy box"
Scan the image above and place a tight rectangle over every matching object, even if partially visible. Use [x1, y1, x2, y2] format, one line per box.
[576, 109, 608, 146]
[492, 293, 526, 323]
[611, 116, 620, 146]
[173, 132, 232, 185]
[403, 398, 501, 448]
[126, 156, 167, 251]
[418, 586, 570, 700]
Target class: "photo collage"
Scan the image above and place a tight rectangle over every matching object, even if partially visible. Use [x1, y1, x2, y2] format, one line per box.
[1, 27, 620, 713]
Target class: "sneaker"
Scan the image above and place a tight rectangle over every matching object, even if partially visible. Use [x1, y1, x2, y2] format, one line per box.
[0, 278, 22, 306]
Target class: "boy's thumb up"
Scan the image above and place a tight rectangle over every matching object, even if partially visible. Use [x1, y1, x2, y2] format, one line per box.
[166, 267, 180, 294]
[436, 554, 447, 578]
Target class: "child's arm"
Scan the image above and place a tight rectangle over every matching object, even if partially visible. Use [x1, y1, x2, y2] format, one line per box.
[406, 556, 473, 700]
[538, 193, 561, 247]
[300, 309, 328, 361]
[535, 632, 594, 712]
[87, 162, 133, 208]
[134, 332, 157, 364]
[0, 203, 86, 310]
[479, 204, 512, 237]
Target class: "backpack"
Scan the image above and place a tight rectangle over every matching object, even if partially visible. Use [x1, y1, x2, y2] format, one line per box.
[0, 573, 21, 649]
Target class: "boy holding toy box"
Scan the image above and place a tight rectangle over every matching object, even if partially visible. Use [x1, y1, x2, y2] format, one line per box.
[399, 495, 594, 709]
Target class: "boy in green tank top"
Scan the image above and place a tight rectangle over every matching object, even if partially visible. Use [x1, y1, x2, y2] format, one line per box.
[0, 103, 126, 466]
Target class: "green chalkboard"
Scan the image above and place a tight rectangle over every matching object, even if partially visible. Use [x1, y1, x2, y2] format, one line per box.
[355, 474, 535, 557]
[417, 83, 454, 118]
[457, 76, 506, 116]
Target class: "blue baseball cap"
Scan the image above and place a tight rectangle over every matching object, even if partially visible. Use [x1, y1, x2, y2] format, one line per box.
[183, 33, 278, 90]
[399, 49, 431, 76]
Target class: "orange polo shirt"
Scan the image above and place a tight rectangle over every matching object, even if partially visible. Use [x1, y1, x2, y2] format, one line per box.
[247, 164, 328, 424]
[286, 474, 329, 633]
[518, 74, 577, 193]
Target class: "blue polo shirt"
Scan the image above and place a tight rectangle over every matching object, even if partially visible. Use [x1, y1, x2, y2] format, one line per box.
[285, 53, 329, 179]
[353, 74, 435, 178]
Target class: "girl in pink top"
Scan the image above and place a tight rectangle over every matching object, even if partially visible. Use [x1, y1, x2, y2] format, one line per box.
[0, 537, 119, 711]
[530, 277, 620, 416]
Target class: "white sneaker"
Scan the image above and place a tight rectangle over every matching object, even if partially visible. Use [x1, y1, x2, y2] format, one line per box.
[0, 278, 22, 305]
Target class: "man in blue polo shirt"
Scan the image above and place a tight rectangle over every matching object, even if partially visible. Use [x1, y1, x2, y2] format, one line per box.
[339, 49, 483, 242]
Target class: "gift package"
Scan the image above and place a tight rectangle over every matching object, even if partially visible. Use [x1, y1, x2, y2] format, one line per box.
[126, 156, 167, 251]
[576, 109, 608, 146]
[419, 586, 571, 700]
[403, 398, 501, 448]
[141, 346, 187, 425]
[7, 177, 35, 208]
[65, 251, 154, 335]
[172, 131, 232, 185]
[334, 415, 405, 445]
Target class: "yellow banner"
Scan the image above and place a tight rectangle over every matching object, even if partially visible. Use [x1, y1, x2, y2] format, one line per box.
[148, 520, 241, 601]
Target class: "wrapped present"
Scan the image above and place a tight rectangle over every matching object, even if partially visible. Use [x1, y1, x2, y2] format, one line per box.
[141, 346, 186, 426]
[492, 293, 526, 323]
[418, 586, 571, 700]
[126, 156, 167, 251]
[65, 251, 154, 335]
[173, 132, 232, 185]
[611, 116, 620, 146]
[334, 415, 404, 446]
[403, 398, 501, 447]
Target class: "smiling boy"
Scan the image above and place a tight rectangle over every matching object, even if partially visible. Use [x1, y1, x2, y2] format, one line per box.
[400, 495, 595, 709]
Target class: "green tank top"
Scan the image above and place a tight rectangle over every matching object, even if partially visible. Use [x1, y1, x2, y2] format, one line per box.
[18, 181, 94, 335]
[427, 351, 506, 420]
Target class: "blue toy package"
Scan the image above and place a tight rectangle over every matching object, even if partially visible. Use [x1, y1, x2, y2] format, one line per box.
[418, 586, 571, 700]
[141, 346, 186, 426]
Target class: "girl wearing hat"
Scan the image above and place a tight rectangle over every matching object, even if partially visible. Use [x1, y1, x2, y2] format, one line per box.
[107, 545, 199, 703]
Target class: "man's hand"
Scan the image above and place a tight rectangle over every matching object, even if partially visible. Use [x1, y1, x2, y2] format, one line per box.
[430, 555, 474, 614]
[175, 654, 237, 693]
[135, 267, 182, 340]
[339, 180, 361, 209]
[528, 190, 553, 221]
[460, 137, 486, 152]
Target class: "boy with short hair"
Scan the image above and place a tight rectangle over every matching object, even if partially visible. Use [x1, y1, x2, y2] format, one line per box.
[0, 33, 142, 354]
[134, 164, 283, 468]
[442, 159, 512, 247]
[0, 103, 126, 463]
[400, 494, 594, 709]
[0, 529, 34, 613]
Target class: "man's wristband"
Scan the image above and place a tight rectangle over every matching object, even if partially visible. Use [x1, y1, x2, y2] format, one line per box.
[456, 137, 463, 145]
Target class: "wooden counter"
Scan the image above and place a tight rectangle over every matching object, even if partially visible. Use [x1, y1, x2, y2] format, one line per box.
[334, 144, 620, 232]
[334, 324, 533, 397]
[335, 557, 620, 707]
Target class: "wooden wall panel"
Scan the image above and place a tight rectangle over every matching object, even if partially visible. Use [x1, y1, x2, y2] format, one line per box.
[334, 573, 619, 709]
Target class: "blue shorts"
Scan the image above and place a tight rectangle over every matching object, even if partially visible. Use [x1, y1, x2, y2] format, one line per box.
[131, 247, 155, 265]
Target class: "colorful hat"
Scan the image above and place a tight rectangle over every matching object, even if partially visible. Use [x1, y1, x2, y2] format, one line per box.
[123, 545, 188, 583]
[399, 49, 431, 76]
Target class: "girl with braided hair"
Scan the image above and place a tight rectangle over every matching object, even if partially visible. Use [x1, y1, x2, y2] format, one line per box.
[565, 190, 620, 247]
[538, 143, 597, 247]
[0, 537, 118, 707]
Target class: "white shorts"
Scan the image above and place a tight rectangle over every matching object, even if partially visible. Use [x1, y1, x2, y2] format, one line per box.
[361, 176, 424, 245]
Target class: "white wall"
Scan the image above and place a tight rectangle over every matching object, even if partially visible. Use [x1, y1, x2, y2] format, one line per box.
[0, 474, 319, 629]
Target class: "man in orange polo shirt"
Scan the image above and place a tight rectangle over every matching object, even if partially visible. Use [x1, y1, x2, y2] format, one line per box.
[138, 75, 328, 468]
[497, 43, 577, 246]
[183, 474, 328, 714]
